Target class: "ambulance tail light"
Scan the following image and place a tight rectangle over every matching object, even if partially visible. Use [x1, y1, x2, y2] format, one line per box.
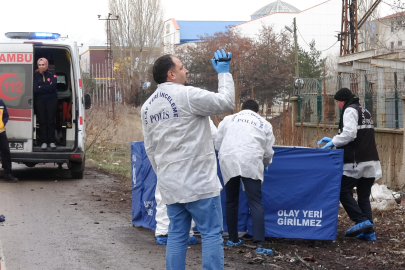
[79, 116, 83, 125]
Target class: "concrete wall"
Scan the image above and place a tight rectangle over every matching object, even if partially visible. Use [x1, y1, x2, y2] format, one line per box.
[290, 97, 405, 190]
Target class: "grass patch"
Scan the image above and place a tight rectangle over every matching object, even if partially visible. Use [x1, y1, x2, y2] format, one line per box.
[84, 104, 143, 187]
[86, 142, 132, 186]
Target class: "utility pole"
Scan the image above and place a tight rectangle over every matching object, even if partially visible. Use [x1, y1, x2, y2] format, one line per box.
[285, 18, 299, 77]
[293, 17, 299, 78]
[339, 0, 381, 56]
[98, 13, 119, 118]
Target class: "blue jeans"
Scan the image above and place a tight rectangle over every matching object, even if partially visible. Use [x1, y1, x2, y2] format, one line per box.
[166, 196, 224, 270]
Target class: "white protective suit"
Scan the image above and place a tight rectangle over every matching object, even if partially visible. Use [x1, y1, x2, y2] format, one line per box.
[154, 118, 218, 236]
[141, 73, 235, 205]
[209, 117, 218, 141]
[215, 110, 275, 186]
[331, 107, 382, 180]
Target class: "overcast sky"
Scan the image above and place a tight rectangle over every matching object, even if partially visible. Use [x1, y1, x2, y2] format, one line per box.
[0, 0, 395, 53]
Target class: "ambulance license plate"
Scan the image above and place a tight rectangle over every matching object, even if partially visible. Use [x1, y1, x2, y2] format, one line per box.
[9, 142, 24, 150]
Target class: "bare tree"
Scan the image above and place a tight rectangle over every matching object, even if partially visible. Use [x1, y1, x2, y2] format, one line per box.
[109, 0, 164, 106]
[358, 0, 405, 53]
[325, 51, 340, 77]
[357, 0, 381, 51]
[174, 26, 293, 114]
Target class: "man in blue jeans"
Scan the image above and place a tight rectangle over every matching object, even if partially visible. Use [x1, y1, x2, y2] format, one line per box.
[141, 49, 234, 270]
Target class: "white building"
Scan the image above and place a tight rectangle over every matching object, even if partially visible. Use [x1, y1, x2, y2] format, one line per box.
[231, 0, 342, 53]
[371, 11, 405, 54]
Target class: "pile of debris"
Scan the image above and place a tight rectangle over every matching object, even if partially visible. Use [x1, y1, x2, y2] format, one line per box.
[370, 184, 402, 210]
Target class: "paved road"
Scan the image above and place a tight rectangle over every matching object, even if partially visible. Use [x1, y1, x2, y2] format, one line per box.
[0, 164, 171, 270]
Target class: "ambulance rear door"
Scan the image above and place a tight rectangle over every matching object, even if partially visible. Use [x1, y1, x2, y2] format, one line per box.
[0, 43, 34, 152]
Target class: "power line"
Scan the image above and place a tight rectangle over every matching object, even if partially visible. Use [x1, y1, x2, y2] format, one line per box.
[297, 26, 338, 52]
[320, 40, 339, 52]
[297, 27, 311, 48]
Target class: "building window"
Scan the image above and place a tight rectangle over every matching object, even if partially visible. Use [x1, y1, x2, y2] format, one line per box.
[399, 41, 402, 46]
[391, 21, 394, 32]
[391, 42, 394, 50]
[165, 23, 170, 34]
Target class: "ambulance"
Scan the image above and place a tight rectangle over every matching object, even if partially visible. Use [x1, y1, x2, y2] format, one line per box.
[0, 32, 91, 178]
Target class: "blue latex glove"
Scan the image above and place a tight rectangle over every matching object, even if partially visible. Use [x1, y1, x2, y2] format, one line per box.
[264, 166, 269, 173]
[321, 141, 334, 149]
[317, 137, 332, 145]
[211, 49, 232, 73]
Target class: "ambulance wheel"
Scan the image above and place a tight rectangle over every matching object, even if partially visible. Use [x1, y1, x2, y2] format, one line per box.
[24, 162, 37, 168]
[70, 158, 85, 179]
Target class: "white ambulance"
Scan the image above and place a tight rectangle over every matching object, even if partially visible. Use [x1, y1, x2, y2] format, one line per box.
[0, 32, 91, 178]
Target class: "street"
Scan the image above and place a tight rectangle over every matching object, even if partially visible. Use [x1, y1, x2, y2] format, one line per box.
[0, 164, 169, 270]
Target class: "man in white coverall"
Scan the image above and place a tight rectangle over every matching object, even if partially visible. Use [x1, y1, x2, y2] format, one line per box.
[215, 99, 275, 254]
[141, 49, 234, 270]
[318, 88, 382, 241]
[154, 118, 218, 245]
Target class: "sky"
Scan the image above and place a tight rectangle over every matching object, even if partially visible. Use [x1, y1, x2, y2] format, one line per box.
[0, 0, 397, 53]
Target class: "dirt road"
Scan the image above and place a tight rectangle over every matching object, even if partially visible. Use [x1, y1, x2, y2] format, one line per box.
[1, 164, 405, 270]
[0, 164, 170, 270]
[0, 164, 250, 270]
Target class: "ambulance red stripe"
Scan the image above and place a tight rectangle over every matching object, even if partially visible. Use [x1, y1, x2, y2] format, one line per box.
[9, 117, 30, 121]
[8, 108, 31, 117]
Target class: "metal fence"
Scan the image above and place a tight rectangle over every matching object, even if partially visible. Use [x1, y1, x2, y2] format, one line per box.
[294, 68, 405, 128]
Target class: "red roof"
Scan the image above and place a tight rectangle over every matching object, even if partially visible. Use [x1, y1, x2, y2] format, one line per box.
[171, 18, 180, 30]
[380, 11, 405, 20]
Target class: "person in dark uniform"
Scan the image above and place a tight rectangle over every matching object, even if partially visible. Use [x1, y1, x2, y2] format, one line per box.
[33, 57, 58, 150]
[0, 99, 18, 182]
[318, 88, 381, 241]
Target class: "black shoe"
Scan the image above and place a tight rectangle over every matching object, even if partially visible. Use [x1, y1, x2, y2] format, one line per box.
[241, 234, 253, 241]
[254, 241, 267, 249]
[4, 174, 18, 183]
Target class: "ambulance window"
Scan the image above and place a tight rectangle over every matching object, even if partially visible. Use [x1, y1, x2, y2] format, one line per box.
[57, 75, 66, 84]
